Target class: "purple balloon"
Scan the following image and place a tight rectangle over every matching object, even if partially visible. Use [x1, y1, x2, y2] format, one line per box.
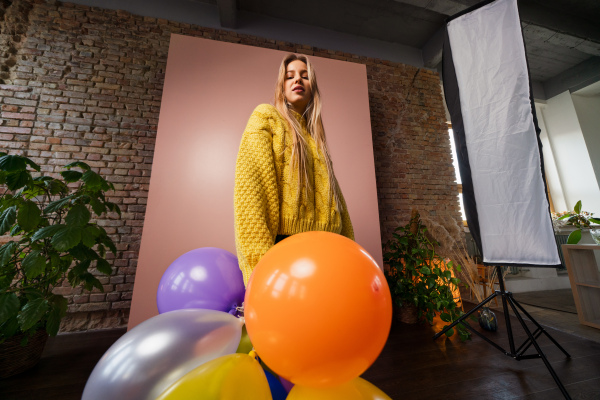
[157, 247, 245, 315]
[279, 376, 294, 393]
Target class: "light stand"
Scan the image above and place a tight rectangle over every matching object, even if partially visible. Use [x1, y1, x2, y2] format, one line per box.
[433, 266, 572, 400]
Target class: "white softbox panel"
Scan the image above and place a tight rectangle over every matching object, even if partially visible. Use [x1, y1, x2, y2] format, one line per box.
[443, 0, 561, 267]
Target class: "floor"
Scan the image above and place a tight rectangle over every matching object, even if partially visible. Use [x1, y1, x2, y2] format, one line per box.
[513, 289, 600, 345]
[1, 299, 599, 400]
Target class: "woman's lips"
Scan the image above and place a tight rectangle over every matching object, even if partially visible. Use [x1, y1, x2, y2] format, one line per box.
[293, 86, 304, 93]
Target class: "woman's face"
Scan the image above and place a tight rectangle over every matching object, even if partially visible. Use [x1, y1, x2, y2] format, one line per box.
[284, 60, 312, 114]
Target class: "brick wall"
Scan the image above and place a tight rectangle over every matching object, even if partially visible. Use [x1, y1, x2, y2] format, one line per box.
[0, 0, 462, 332]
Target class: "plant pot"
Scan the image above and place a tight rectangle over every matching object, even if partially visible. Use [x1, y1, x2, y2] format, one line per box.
[395, 303, 419, 324]
[0, 330, 48, 378]
[478, 307, 498, 332]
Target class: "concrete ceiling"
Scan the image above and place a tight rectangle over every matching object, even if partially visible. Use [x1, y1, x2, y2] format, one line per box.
[67, 0, 600, 100]
[211, 0, 600, 99]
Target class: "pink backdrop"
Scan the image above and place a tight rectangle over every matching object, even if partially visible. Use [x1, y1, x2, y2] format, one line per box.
[128, 34, 382, 329]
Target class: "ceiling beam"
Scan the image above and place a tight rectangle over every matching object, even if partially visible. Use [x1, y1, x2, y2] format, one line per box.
[543, 56, 600, 99]
[217, 0, 237, 29]
[518, 0, 600, 44]
[422, 27, 444, 69]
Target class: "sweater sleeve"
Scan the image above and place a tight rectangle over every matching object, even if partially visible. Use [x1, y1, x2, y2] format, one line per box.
[339, 189, 355, 241]
[234, 107, 280, 286]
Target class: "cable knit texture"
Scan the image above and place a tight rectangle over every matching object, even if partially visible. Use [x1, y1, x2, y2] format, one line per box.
[234, 104, 354, 286]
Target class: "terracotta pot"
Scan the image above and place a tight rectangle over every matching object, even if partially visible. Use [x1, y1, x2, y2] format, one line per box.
[0, 330, 48, 378]
[394, 303, 419, 324]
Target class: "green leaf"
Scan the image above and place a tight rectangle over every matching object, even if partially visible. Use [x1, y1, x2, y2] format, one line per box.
[67, 260, 91, 287]
[82, 273, 103, 292]
[103, 236, 117, 255]
[6, 170, 32, 191]
[444, 327, 455, 337]
[95, 259, 112, 275]
[0, 316, 20, 337]
[106, 202, 121, 216]
[440, 312, 451, 322]
[17, 200, 42, 232]
[21, 183, 45, 199]
[0, 154, 27, 172]
[44, 194, 74, 214]
[51, 225, 83, 251]
[81, 170, 106, 190]
[420, 267, 431, 275]
[23, 289, 44, 301]
[574, 200, 582, 214]
[558, 214, 571, 220]
[0, 241, 18, 267]
[567, 229, 582, 244]
[17, 298, 49, 331]
[69, 244, 98, 261]
[22, 251, 47, 279]
[80, 227, 97, 247]
[31, 224, 65, 242]
[47, 179, 68, 196]
[60, 170, 83, 183]
[23, 157, 41, 172]
[9, 223, 22, 235]
[89, 197, 106, 216]
[0, 206, 17, 235]
[590, 218, 600, 224]
[64, 161, 91, 171]
[97, 243, 106, 258]
[46, 296, 67, 336]
[0, 293, 20, 325]
[65, 204, 90, 227]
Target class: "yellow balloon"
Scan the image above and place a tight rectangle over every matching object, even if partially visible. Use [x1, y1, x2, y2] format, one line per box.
[236, 325, 254, 354]
[156, 353, 271, 400]
[287, 377, 392, 400]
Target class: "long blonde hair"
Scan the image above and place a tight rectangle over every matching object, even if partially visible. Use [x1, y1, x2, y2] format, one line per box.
[273, 54, 343, 212]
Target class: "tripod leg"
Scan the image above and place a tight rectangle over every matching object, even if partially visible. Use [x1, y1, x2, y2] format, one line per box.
[433, 291, 499, 340]
[509, 294, 571, 358]
[496, 267, 517, 355]
[506, 296, 572, 400]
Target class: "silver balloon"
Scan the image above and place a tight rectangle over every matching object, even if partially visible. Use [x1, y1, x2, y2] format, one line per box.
[82, 309, 244, 400]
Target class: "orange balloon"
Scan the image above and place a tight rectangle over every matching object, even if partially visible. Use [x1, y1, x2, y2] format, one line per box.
[244, 232, 392, 388]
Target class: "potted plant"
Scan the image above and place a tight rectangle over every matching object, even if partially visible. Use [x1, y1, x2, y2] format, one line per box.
[0, 153, 119, 377]
[552, 200, 600, 244]
[383, 211, 470, 341]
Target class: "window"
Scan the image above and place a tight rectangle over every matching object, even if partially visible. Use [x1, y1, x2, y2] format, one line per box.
[448, 126, 466, 223]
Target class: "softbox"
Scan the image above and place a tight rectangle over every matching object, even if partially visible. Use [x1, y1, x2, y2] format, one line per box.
[443, 0, 561, 268]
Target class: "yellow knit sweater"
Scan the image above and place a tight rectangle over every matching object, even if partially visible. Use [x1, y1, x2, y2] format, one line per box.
[234, 104, 354, 285]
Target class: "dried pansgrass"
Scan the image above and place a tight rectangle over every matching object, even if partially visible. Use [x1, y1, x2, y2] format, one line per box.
[420, 216, 507, 303]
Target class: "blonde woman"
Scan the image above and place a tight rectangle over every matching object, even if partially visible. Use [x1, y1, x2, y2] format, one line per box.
[234, 54, 354, 286]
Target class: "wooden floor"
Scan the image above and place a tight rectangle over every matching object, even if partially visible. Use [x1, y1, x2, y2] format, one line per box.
[1, 304, 599, 400]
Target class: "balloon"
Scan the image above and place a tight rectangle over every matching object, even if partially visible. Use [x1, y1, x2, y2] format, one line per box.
[157, 247, 244, 315]
[245, 232, 392, 387]
[287, 377, 392, 400]
[279, 376, 294, 393]
[236, 324, 254, 354]
[264, 368, 288, 400]
[82, 309, 243, 400]
[156, 353, 271, 400]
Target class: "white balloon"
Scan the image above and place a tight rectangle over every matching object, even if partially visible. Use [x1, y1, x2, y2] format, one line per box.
[82, 309, 244, 400]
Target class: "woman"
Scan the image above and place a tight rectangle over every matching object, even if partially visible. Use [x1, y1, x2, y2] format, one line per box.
[234, 54, 354, 286]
